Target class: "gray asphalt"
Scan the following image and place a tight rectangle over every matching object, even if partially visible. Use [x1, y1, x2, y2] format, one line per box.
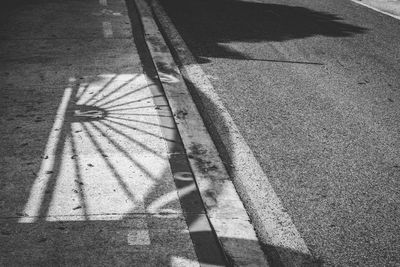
[159, 0, 400, 265]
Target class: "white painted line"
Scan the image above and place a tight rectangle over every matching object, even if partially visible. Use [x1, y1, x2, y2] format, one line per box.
[350, 0, 400, 20]
[102, 21, 113, 38]
[19, 87, 73, 223]
[76, 83, 88, 99]
[45, 214, 126, 222]
[170, 256, 200, 267]
[99, 0, 107, 6]
[149, 1, 312, 265]
[146, 183, 198, 216]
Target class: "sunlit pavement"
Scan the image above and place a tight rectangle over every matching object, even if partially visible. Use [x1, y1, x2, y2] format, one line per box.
[0, 0, 216, 265]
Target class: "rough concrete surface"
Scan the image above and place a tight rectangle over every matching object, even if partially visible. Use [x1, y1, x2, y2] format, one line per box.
[134, 0, 269, 265]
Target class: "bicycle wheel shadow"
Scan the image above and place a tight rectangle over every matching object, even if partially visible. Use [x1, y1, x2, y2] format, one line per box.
[0, 72, 221, 266]
[0, 72, 314, 266]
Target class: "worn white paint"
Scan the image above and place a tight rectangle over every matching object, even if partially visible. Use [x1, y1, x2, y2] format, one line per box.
[170, 256, 200, 267]
[20, 73, 177, 221]
[351, 0, 400, 20]
[19, 87, 73, 223]
[103, 21, 113, 38]
[147, 183, 198, 216]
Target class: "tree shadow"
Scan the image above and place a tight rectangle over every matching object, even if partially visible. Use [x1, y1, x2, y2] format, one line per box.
[159, 0, 367, 63]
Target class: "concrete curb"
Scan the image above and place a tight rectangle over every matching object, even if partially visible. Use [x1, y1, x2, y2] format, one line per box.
[146, 1, 316, 266]
[133, 0, 270, 265]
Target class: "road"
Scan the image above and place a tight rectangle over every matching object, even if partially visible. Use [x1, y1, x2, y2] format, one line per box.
[158, 0, 400, 265]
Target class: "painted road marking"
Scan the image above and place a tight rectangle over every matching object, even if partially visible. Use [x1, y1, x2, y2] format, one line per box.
[146, 183, 197, 215]
[351, 0, 400, 20]
[19, 74, 172, 221]
[19, 87, 73, 223]
[103, 21, 113, 38]
[170, 256, 200, 267]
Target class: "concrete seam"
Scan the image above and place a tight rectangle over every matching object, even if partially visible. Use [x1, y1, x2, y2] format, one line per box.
[133, 0, 270, 265]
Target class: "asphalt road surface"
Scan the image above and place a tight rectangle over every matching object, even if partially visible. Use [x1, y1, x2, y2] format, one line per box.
[158, 0, 400, 265]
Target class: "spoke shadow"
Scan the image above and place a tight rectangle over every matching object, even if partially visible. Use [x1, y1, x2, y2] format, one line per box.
[1, 69, 232, 265]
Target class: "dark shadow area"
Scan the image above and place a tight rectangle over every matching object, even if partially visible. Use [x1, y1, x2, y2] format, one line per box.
[159, 0, 367, 62]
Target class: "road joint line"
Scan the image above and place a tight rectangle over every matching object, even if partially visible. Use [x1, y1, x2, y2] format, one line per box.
[133, 0, 270, 265]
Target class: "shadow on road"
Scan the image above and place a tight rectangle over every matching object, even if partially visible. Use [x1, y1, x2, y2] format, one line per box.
[0, 0, 369, 265]
[154, 0, 374, 265]
[0, 71, 318, 265]
[159, 0, 367, 62]
[0, 72, 224, 265]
